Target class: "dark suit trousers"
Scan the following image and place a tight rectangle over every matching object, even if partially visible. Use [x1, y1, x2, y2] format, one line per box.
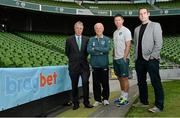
[92, 68, 110, 102]
[69, 70, 90, 106]
[135, 59, 164, 110]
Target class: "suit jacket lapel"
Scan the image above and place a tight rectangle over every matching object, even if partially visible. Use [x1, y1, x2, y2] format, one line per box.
[72, 36, 80, 52]
[136, 26, 140, 47]
[80, 36, 85, 52]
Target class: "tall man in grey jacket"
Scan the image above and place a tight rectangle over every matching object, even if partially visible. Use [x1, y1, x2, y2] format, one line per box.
[133, 8, 164, 113]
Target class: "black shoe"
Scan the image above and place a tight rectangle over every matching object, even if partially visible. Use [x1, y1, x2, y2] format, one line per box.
[63, 101, 72, 106]
[73, 105, 79, 110]
[84, 104, 93, 108]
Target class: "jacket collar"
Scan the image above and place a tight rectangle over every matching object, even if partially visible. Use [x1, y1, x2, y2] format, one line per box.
[95, 35, 104, 39]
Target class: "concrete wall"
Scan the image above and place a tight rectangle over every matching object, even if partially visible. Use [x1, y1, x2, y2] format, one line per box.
[132, 69, 180, 80]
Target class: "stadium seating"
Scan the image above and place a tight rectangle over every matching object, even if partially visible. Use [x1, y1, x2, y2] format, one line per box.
[21, 0, 81, 8]
[20, 0, 153, 10]
[155, 1, 180, 9]
[82, 3, 153, 10]
[0, 32, 179, 68]
[0, 32, 67, 67]
[15, 32, 66, 53]
[161, 36, 180, 65]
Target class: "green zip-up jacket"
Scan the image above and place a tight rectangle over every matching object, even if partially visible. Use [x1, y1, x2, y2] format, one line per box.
[87, 35, 111, 68]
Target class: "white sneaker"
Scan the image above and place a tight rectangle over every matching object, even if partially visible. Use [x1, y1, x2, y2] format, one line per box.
[93, 101, 102, 107]
[102, 100, 109, 105]
[148, 106, 162, 113]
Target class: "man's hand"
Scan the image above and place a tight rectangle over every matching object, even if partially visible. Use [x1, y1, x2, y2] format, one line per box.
[149, 56, 154, 60]
[123, 57, 127, 62]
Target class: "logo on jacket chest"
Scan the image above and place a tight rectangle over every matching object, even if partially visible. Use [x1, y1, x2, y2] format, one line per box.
[119, 32, 122, 36]
[100, 40, 105, 45]
[94, 40, 105, 46]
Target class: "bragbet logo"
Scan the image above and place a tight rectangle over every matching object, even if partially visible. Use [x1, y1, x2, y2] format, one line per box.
[5, 72, 57, 95]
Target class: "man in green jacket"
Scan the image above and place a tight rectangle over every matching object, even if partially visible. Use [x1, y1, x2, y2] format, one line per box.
[87, 23, 111, 107]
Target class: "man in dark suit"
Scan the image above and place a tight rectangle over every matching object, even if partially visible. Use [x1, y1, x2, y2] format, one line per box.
[65, 21, 93, 110]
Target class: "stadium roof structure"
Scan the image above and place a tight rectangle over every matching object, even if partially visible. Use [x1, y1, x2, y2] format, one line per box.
[0, 0, 180, 17]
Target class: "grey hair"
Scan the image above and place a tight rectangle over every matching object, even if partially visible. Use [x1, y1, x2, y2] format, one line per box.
[74, 21, 84, 28]
[94, 23, 104, 30]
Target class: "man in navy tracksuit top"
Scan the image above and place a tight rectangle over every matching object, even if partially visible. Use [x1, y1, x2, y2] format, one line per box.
[87, 23, 111, 107]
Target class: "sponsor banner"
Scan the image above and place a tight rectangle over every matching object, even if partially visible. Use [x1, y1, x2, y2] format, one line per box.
[0, 66, 81, 111]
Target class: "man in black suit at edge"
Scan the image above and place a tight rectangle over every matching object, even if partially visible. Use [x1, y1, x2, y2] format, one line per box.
[65, 21, 93, 110]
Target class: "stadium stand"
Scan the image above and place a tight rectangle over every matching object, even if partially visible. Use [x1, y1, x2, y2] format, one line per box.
[161, 36, 180, 65]
[19, 0, 180, 10]
[0, 32, 67, 67]
[20, 0, 154, 10]
[21, 0, 82, 8]
[15, 32, 66, 53]
[82, 3, 153, 10]
[0, 0, 180, 117]
[0, 32, 178, 68]
[155, 0, 180, 9]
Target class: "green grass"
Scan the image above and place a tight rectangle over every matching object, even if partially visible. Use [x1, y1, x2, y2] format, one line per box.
[127, 80, 180, 117]
[56, 91, 120, 117]
[56, 81, 180, 117]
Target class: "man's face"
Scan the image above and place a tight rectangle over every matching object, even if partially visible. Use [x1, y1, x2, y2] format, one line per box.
[114, 16, 124, 28]
[139, 8, 150, 23]
[74, 25, 83, 36]
[94, 23, 104, 36]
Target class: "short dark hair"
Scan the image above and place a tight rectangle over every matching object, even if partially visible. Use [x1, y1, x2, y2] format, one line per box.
[114, 14, 124, 19]
[138, 7, 149, 14]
